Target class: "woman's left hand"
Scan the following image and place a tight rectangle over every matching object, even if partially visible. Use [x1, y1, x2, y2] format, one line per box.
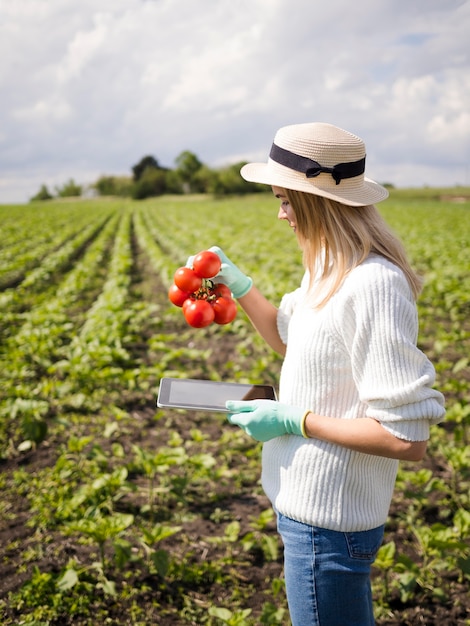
[226, 400, 308, 442]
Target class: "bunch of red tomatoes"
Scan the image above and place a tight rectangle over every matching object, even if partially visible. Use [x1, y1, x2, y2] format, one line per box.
[168, 250, 237, 328]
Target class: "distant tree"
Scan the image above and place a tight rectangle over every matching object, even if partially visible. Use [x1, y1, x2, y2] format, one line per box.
[30, 184, 53, 202]
[174, 150, 204, 192]
[132, 155, 160, 181]
[55, 179, 82, 198]
[210, 162, 265, 195]
[94, 175, 116, 196]
[94, 175, 133, 197]
[89, 154, 268, 199]
[192, 165, 217, 194]
[164, 169, 185, 194]
[132, 167, 167, 199]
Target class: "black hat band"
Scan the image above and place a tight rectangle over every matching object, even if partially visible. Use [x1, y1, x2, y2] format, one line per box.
[270, 143, 366, 186]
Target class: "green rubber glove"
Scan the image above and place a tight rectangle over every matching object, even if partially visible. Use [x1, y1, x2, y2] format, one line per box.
[226, 399, 309, 442]
[208, 246, 253, 299]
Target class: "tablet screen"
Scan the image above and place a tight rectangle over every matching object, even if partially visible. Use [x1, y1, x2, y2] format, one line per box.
[157, 377, 277, 412]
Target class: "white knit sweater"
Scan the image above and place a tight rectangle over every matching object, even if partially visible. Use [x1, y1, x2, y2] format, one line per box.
[262, 255, 445, 532]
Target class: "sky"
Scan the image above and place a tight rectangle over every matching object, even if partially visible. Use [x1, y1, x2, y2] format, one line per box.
[1, 0, 469, 204]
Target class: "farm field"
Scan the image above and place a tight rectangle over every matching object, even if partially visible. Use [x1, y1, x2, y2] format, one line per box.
[0, 189, 469, 625]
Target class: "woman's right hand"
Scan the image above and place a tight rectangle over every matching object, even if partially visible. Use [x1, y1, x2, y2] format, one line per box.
[207, 246, 253, 299]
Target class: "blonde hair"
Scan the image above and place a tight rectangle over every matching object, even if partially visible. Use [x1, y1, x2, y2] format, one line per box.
[285, 189, 423, 307]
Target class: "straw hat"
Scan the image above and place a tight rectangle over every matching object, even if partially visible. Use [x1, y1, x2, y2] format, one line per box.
[240, 122, 388, 207]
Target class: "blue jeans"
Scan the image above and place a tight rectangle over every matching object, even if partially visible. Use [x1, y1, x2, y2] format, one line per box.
[277, 513, 384, 626]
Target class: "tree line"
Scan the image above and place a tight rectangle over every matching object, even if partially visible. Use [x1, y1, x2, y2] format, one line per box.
[30, 150, 265, 202]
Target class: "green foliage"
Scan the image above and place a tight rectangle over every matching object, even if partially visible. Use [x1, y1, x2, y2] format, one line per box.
[131, 154, 161, 181]
[66, 512, 134, 570]
[174, 149, 204, 192]
[210, 162, 266, 195]
[131, 166, 168, 199]
[94, 175, 133, 197]
[55, 178, 82, 197]
[208, 606, 253, 625]
[30, 184, 53, 202]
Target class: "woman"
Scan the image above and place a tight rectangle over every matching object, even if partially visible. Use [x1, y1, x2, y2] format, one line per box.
[210, 122, 445, 625]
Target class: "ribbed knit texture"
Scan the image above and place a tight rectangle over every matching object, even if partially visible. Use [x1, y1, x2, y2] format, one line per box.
[262, 256, 445, 532]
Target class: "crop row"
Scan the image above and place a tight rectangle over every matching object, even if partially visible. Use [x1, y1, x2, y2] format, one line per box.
[0, 204, 115, 291]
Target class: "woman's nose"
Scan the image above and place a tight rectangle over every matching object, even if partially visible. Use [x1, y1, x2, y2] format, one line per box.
[278, 206, 287, 220]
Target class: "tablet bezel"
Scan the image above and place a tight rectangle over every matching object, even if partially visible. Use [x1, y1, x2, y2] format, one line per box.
[156, 377, 277, 412]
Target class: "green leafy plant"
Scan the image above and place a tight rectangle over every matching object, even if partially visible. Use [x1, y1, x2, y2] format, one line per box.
[138, 522, 182, 577]
[66, 512, 134, 571]
[208, 606, 252, 625]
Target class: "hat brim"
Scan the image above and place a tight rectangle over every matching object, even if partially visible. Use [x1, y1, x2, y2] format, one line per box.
[240, 160, 389, 207]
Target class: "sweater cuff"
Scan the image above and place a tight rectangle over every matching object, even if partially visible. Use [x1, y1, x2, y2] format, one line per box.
[367, 394, 445, 441]
[380, 419, 430, 442]
[276, 309, 290, 345]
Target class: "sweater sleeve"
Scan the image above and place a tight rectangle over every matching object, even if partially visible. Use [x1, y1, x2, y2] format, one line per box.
[335, 260, 445, 441]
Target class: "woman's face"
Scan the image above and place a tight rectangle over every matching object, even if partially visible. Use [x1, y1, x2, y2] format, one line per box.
[272, 186, 297, 233]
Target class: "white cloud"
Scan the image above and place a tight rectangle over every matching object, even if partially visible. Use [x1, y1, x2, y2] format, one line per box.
[56, 14, 111, 83]
[0, 0, 469, 203]
[13, 95, 73, 123]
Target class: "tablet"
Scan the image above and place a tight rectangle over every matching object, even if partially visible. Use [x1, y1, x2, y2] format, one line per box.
[156, 377, 277, 412]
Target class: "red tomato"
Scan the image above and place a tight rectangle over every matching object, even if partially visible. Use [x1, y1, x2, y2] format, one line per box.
[183, 299, 215, 328]
[192, 250, 222, 278]
[174, 267, 203, 293]
[213, 282, 232, 298]
[168, 284, 190, 307]
[213, 296, 237, 325]
[182, 297, 194, 315]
